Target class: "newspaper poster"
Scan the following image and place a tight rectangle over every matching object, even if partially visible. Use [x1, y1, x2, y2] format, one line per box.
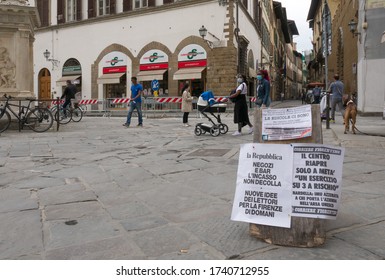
[291, 144, 345, 219]
[262, 105, 312, 141]
[231, 144, 293, 228]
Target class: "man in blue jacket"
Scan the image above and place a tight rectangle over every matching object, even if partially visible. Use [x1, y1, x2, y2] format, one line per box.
[123, 77, 143, 127]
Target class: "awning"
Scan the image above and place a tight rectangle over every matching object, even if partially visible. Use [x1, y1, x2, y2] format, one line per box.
[56, 75, 81, 86]
[137, 69, 167, 81]
[97, 73, 126, 84]
[173, 67, 206, 80]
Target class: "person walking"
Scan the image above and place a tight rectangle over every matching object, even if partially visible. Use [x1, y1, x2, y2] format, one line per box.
[313, 85, 321, 104]
[228, 74, 253, 136]
[328, 74, 345, 123]
[181, 83, 193, 126]
[123, 77, 143, 127]
[256, 70, 271, 108]
[61, 80, 77, 118]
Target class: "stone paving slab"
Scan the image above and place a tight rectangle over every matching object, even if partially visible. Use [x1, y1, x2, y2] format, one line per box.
[0, 210, 43, 259]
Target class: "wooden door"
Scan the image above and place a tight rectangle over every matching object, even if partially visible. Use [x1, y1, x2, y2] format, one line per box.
[39, 68, 51, 100]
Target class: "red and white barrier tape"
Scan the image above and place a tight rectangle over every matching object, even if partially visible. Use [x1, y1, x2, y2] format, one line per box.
[79, 99, 98, 105]
[156, 97, 182, 103]
[215, 97, 229, 102]
[112, 98, 131, 104]
[51, 100, 64, 105]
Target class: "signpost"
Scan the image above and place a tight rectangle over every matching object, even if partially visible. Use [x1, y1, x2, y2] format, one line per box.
[244, 105, 337, 247]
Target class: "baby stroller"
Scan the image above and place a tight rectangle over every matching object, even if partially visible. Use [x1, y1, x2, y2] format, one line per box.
[195, 90, 228, 137]
[320, 91, 329, 121]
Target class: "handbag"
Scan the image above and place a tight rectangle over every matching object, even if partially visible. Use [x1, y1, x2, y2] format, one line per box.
[255, 97, 263, 106]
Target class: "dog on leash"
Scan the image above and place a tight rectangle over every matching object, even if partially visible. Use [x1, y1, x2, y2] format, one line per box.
[344, 99, 357, 134]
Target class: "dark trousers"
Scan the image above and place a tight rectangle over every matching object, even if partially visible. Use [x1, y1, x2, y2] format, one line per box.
[183, 112, 189, 123]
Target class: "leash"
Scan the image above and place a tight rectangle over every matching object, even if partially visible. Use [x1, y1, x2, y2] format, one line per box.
[352, 120, 385, 137]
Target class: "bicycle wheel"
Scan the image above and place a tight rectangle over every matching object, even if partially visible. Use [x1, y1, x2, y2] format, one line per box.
[0, 109, 11, 133]
[71, 107, 83, 122]
[80, 104, 87, 115]
[56, 108, 71, 124]
[26, 108, 54, 132]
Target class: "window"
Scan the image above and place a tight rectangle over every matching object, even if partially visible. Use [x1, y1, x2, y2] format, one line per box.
[134, 0, 148, 9]
[66, 0, 77, 22]
[98, 0, 110, 15]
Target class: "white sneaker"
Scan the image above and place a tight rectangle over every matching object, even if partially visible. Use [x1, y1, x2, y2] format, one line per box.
[183, 123, 190, 127]
[248, 127, 254, 134]
[232, 131, 242, 136]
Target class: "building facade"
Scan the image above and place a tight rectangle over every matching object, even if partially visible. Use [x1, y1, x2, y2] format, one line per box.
[307, 0, 385, 115]
[32, 0, 302, 104]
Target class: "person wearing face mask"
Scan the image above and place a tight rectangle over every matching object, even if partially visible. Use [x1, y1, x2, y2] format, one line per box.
[256, 70, 271, 108]
[228, 74, 253, 136]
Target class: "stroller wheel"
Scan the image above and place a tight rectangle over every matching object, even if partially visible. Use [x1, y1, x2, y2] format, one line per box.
[194, 126, 202, 136]
[219, 124, 228, 134]
[210, 126, 220, 137]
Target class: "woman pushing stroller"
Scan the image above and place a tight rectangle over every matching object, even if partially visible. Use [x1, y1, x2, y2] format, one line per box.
[228, 74, 253, 136]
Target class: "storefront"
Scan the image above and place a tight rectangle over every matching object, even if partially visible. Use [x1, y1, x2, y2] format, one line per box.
[173, 44, 207, 96]
[56, 58, 82, 93]
[137, 49, 169, 96]
[97, 51, 128, 99]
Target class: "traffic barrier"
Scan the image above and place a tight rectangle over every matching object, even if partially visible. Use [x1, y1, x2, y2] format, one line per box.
[112, 98, 131, 104]
[51, 99, 64, 105]
[155, 97, 182, 103]
[79, 99, 98, 105]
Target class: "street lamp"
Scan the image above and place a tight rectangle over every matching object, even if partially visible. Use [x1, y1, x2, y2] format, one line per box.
[43, 49, 60, 69]
[198, 25, 220, 48]
[348, 19, 360, 37]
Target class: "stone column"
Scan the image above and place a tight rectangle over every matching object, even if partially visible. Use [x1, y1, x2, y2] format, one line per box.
[0, 1, 40, 97]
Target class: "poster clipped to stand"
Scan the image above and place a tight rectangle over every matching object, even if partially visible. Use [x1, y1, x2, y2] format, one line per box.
[231, 143, 294, 228]
[231, 143, 345, 228]
[291, 144, 345, 219]
[262, 105, 312, 141]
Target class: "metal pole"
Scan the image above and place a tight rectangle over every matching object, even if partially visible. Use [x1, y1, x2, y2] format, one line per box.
[323, 0, 330, 129]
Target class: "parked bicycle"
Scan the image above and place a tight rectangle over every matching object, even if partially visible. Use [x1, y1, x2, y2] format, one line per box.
[0, 94, 54, 133]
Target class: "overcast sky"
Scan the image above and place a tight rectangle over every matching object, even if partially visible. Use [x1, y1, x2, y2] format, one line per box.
[278, 0, 313, 53]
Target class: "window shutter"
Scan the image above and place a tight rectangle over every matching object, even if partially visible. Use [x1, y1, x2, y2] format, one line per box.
[123, 0, 132, 11]
[110, 0, 116, 14]
[57, 0, 65, 24]
[76, 0, 82, 20]
[148, 0, 155, 7]
[37, 0, 50, 27]
[88, 0, 96, 18]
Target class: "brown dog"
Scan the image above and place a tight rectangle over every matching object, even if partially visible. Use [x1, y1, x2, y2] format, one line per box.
[344, 100, 357, 134]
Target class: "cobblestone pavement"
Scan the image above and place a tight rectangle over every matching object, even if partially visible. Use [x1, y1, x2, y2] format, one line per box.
[0, 100, 384, 260]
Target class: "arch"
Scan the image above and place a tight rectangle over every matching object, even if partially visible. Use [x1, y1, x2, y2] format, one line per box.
[137, 42, 172, 60]
[91, 44, 136, 99]
[247, 50, 255, 69]
[63, 58, 81, 68]
[174, 36, 210, 55]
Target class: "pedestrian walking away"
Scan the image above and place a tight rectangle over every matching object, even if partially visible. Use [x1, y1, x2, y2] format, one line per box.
[228, 74, 253, 136]
[181, 83, 193, 127]
[123, 77, 143, 128]
[256, 69, 271, 108]
[61, 80, 77, 117]
[328, 74, 345, 123]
